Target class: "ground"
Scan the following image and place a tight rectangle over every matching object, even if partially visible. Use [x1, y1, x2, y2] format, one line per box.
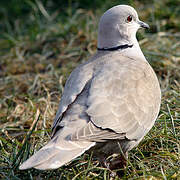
[0, 0, 179, 179]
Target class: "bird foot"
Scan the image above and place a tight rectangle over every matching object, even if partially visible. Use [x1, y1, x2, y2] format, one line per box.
[109, 154, 127, 170]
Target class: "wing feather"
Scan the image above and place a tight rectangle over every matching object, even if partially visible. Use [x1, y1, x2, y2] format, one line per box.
[86, 57, 161, 140]
[52, 54, 160, 143]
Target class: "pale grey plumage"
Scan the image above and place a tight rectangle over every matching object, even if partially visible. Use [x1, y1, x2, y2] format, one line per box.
[19, 5, 161, 170]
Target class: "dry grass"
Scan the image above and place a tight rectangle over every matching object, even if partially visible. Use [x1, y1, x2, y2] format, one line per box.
[0, 0, 180, 179]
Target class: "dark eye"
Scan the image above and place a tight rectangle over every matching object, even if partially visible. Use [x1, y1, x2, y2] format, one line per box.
[127, 15, 132, 22]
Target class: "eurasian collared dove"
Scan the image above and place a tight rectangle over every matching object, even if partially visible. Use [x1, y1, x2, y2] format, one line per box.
[19, 5, 161, 170]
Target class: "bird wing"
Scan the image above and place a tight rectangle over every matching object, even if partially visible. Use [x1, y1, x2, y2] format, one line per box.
[83, 55, 161, 141]
[52, 55, 96, 135]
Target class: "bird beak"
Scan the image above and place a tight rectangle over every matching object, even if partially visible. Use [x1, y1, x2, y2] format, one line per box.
[138, 21, 150, 29]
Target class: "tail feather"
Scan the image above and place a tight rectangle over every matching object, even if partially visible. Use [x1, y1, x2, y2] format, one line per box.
[19, 140, 95, 170]
[34, 148, 91, 170]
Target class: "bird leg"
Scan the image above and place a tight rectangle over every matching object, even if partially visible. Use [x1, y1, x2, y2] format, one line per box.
[109, 152, 128, 170]
[98, 153, 128, 178]
[97, 155, 117, 177]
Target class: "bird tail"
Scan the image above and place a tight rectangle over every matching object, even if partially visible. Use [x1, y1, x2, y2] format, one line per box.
[19, 136, 95, 170]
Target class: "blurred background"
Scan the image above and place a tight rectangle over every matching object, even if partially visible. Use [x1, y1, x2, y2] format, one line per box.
[0, 0, 179, 179]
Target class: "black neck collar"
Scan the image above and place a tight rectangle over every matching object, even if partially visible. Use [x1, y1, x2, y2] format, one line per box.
[97, 44, 133, 51]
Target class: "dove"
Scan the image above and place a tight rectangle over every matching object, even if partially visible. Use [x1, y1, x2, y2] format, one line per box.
[19, 5, 161, 170]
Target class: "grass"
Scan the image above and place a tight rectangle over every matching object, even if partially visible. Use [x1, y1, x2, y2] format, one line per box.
[0, 0, 180, 179]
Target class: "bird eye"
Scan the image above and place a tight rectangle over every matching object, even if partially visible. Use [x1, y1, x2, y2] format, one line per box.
[127, 15, 132, 22]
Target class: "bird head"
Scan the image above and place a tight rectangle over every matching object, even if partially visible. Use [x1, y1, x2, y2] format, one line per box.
[98, 5, 149, 49]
